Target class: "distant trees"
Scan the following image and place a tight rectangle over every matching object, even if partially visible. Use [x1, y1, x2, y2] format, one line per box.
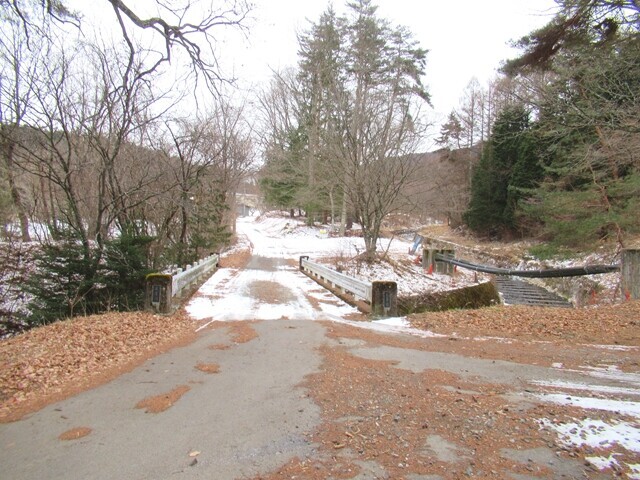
[259, 0, 430, 259]
[461, 1, 639, 246]
[159, 104, 253, 266]
[464, 105, 540, 237]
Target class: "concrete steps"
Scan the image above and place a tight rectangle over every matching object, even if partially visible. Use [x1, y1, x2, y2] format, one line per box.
[494, 276, 573, 308]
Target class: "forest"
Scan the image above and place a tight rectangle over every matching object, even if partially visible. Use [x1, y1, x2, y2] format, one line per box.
[260, 0, 639, 250]
[1, 0, 638, 332]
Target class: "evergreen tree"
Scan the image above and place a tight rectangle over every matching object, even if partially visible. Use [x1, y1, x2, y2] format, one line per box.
[26, 232, 99, 325]
[464, 105, 541, 237]
[188, 184, 231, 260]
[296, 7, 345, 223]
[26, 228, 155, 325]
[260, 126, 308, 214]
[437, 111, 463, 149]
[505, 0, 640, 247]
[99, 228, 154, 311]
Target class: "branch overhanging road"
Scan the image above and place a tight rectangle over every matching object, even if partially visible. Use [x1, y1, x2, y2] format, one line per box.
[1, 215, 638, 479]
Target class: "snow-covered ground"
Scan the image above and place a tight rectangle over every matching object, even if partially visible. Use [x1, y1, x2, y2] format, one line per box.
[185, 212, 640, 477]
[186, 212, 468, 340]
[186, 213, 432, 330]
[186, 212, 482, 327]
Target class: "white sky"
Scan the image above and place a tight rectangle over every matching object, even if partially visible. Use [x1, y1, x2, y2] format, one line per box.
[222, 0, 559, 129]
[65, 0, 559, 146]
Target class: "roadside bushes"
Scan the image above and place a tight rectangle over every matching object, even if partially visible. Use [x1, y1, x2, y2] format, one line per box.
[25, 230, 153, 327]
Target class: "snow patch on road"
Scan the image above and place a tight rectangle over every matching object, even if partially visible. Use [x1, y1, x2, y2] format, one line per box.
[532, 380, 640, 397]
[535, 394, 640, 417]
[536, 385, 640, 476]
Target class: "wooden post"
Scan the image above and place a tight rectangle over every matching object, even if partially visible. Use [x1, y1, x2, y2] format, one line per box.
[371, 281, 398, 318]
[621, 249, 640, 300]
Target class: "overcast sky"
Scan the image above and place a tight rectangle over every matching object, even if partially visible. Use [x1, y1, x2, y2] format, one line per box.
[221, 0, 559, 130]
[66, 0, 559, 148]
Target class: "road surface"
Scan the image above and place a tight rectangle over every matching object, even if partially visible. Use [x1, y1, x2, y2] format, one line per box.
[1, 216, 638, 479]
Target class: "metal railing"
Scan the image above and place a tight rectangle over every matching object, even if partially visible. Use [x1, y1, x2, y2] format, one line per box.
[172, 254, 219, 297]
[299, 256, 372, 302]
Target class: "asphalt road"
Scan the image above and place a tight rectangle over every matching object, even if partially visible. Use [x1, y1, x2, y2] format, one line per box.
[0, 319, 327, 480]
[2, 240, 638, 479]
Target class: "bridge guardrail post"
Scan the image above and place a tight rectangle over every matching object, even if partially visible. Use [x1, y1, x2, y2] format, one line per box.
[145, 273, 173, 314]
[300, 255, 309, 271]
[371, 281, 397, 318]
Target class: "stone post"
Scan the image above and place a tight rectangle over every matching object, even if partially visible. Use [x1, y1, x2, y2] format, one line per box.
[145, 273, 173, 314]
[371, 281, 398, 318]
[422, 248, 455, 275]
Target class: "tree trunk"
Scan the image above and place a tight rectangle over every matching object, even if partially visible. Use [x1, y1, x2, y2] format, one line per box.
[2, 137, 31, 241]
[339, 191, 347, 236]
[329, 189, 335, 228]
[227, 191, 237, 234]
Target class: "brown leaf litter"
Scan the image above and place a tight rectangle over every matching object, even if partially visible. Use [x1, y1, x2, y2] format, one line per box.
[0, 310, 196, 422]
[135, 385, 191, 414]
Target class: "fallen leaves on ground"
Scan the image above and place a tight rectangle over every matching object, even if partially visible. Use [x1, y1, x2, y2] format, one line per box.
[253, 346, 557, 480]
[195, 363, 220, 374]
[135, 385, 191, 414]
[58, 426, 92, 441]
[409, 301, 640, 346]
[0, 310, 196, 422]
[256, 318, 639, 480]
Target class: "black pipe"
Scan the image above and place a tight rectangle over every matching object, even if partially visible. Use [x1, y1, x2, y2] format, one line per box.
[434, 254, 619, 278]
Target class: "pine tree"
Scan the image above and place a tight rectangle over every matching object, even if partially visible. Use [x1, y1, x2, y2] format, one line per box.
[99, 228, 154, 311]
[464, 105, 541, 237]
[504, 0, 640, 247]
[260, 126, 308, 214]
[26, 228, 155, 325]
[26, 232, 99, 325]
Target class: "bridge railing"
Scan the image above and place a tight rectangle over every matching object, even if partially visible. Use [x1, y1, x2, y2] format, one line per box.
[431, 248, 640, 301]
[299, 256, 397, 318]
[171, 254, 219, 298]
[145, 254, 219, 313]
[300, 256, 371, 301]
[433, 254, 620, 278]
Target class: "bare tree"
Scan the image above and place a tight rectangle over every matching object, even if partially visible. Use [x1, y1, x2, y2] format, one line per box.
[1, 0, 252, 88]
[330, 1, 430, 260]
[205, 99, 254, 234]
[153, 99, 253, 265]
[0, 19, 38, 240]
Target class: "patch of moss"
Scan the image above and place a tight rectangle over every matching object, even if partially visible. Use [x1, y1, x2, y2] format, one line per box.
[398, 282, 500, 314]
